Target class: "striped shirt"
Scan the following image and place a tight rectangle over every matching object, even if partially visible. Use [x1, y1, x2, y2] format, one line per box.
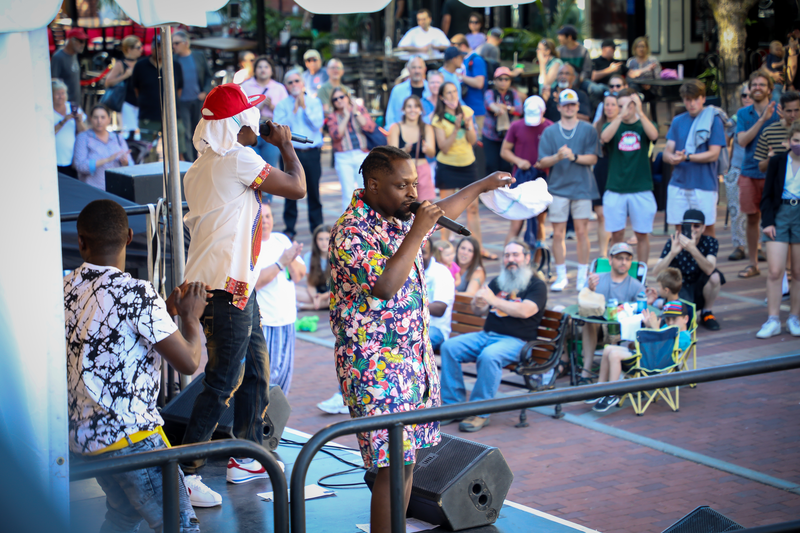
[754, 121, 789, 161]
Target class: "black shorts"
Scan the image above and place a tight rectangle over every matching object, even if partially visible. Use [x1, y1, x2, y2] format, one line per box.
[679, 268, 726, 310]
[436, 161, 477, 189]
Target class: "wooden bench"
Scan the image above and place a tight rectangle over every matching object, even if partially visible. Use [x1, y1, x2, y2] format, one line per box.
[442, 294, 568, 427]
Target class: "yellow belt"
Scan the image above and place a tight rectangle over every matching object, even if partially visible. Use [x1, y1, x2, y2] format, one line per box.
[88, 426, 171, 456]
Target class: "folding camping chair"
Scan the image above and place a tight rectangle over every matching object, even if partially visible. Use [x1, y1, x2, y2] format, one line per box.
[677, 299, 698, 373]
[619, 326, 681, 415]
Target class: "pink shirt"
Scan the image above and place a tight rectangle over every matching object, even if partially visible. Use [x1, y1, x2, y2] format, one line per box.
[241, 78, 289, 121]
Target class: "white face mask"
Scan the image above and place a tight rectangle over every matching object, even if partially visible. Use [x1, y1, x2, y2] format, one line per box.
[557, 81, 570, 89]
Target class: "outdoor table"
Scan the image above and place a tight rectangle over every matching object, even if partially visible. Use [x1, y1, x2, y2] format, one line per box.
[563, 303, 660, 388]
[190, 37, 257, 52]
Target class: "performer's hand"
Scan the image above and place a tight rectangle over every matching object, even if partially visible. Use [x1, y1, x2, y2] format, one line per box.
[481, 171, 514, 192]
[411, 200, 444, 234]
[262, 120, 292, 147]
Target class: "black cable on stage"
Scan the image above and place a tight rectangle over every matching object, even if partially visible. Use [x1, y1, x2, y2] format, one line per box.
[316, 467, 367, 489]
[279, 437, 366, 470]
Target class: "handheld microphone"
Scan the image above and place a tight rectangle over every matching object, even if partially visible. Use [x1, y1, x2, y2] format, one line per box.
[259, 121, 314, 144]
[409, 202, 471, 236]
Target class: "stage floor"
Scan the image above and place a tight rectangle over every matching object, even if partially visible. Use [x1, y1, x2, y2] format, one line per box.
[70, 428, 598, 533]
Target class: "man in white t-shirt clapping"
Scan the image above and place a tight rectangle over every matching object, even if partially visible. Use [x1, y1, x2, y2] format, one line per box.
[255, 204, 306, 396]
[422, 240, 455, 350]
[397, 9, 450, 54]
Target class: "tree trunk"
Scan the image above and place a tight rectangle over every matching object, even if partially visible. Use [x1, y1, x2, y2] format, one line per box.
[708, 0, 758, 116]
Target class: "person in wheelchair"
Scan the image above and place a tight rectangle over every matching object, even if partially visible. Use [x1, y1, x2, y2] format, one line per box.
[588, 300, 692, 412]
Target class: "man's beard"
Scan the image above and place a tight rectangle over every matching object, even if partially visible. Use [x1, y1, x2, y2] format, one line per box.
[393, 207, 412, 221]
[497, 263, 534, 294]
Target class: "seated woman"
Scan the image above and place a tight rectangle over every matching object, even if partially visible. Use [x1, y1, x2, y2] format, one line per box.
[297, 225, 331, 310]
[454, 236, 486, 296]
[73, 104, 133, 190]
[589, 302, 691, 412]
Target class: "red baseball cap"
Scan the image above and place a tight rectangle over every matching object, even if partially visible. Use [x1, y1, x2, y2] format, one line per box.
[67, 28, 88, 40]
[201, 83, 266, 120]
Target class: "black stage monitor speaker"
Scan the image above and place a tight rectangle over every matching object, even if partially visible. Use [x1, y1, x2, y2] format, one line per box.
[105, 161, 192, 206]
[364, 433, 513, 531]
[661, 505, 744, 533]
[161, 373, 290, 451]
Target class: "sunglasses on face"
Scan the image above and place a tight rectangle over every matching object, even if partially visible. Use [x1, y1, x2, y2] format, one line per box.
[741, 93, 751, 98]
[173, 40, 185, 45]
[305, 57, 319, 62]
[332, 95, 346, 102]
[609, 84, 623, 89]
[286, 79, 301, 85]
[470, 20, 480, 24]
[496, 77, 511, 82]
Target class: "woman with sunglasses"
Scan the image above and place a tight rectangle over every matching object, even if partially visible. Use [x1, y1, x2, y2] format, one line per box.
[466, 13, 486, 50]
[537, 38, 562, 102]
[592, 91, 621, 257]
[723, 84, 752, 261]
[104, 35, 143, 138]
[325, 88, 377, 211]
[388, 95, 436, 201]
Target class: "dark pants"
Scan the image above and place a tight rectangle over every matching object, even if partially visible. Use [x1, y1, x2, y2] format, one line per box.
[283, 146, 323, 235]
[482, 138, 512, 175]
[57, 165, 77, 178]
[177, 99, 202, 160]
[181, 290, 269, 470]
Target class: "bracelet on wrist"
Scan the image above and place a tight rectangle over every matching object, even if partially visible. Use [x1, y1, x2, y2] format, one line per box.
[275, 262, 285, 271]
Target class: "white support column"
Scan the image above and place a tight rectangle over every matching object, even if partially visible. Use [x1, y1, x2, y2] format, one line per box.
[0, 28, 69, 521]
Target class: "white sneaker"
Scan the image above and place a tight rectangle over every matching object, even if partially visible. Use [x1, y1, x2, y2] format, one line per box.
[756, 319, 782, 339]
[317, 392, 349, 414]
[551, 276, 568, 292]
[184, 475, 222, 507]
[787, 316, 800, 337]
[576, 274, 588, 292]
[227, 458, 269, 484]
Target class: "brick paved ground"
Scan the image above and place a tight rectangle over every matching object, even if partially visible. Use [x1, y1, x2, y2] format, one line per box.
[266, 149, 800, 531]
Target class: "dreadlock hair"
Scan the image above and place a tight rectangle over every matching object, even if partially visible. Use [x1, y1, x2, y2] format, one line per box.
[77, 199, 130, 255]
[359, 146, 412, 186]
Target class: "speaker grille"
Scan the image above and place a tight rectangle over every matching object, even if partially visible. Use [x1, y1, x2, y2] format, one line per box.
[409, 434, 492, 497]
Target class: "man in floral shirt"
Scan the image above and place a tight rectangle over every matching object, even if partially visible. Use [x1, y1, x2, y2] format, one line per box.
[329, 145, 511, 533]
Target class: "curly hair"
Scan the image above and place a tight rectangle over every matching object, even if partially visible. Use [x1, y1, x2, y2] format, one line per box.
[359, 146, 412, 185]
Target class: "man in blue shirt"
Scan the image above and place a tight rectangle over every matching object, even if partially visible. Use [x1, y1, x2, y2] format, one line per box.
[438, 47, 465, 104]
[384, 57, 434, 126]
[274, 69, 324, 239]
[451, 34, 486, 133]
[735, 70, 778, 278]
[664, 80, 725, 236]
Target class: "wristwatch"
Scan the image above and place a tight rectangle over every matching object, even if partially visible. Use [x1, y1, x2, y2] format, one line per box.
[686, 153, 691, 163]
[572, 154, 578, 163]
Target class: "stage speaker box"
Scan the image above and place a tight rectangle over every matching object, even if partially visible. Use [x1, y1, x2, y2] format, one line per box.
[161, 373, 291, 451]
[662, 506, 743, 533]
[364, 433, 513, 531]
[105, 161, 193, 206]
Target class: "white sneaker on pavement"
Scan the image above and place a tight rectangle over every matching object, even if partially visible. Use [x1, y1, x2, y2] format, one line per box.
[184, 475, 222, 507]
[551, 276, 568, 292]
[317, 392, 349, 414]
[756, 319, 782, 339]
[787, 316, 800, 337]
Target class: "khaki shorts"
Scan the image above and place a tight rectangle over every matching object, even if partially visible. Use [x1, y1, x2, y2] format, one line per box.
[548, 195, 593, 223]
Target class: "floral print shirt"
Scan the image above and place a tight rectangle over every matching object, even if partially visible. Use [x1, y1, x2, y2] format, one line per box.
[329, 190, 441, 467]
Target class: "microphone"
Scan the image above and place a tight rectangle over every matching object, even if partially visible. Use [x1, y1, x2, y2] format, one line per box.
[259, 121, 314, 144]
[409, 202, 471, 236]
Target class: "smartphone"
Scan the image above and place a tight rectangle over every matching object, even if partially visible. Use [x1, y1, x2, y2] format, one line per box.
[681, 223, 693, 239]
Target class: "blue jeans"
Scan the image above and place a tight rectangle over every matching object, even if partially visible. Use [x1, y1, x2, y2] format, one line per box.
[75, 434, 199, 533]
[440, 331, 525, 417]
[429, 326, 446, 351]
[255, 137, 281, 204]
[182, 290, 269, 470]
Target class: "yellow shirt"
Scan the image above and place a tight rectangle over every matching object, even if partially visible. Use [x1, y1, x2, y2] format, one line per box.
[432, 105, 476, 167]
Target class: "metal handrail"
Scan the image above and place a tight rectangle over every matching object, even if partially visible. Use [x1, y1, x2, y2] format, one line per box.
[289, 354, 800, 533]
[60, 201, 189, 223]
[70, 439, 289, 533]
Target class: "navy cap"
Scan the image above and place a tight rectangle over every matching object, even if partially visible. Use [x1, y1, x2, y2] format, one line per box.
[444, 46, 466, 61]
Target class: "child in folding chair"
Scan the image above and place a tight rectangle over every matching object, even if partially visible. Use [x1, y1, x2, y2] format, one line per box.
[645, 267, 683, 310]
[587, 301, 691, 412]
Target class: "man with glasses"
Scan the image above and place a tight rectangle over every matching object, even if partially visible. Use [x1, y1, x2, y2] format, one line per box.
[385, 57, 434, 126]
[543, 63, 591, 124]
[274, 70, 324, 240]
[301, 49, 328, 98]
[451, 34, 486, 131]
[172, 30, 213, 160]
[735, 70, 779, 279]
[653, 209, 725, 330]
[317, 59, 352, 113]
[51, 28, 87, 106]
[397, 9, 450, 54]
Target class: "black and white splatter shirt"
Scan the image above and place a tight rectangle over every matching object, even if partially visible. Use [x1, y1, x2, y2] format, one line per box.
[64, 263, 177, 454]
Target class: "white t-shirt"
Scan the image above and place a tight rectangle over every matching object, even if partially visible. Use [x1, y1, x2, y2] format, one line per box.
[256, 232, 304, 327]
[425, 257, 455, 338]
[55, 102, 86, 167]
[398, 26, 450, 50]
[64, 263, 177, 454]
[184, 144, 269, 310]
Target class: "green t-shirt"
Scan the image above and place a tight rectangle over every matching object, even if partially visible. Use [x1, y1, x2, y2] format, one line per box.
[603, 120, 653, 193]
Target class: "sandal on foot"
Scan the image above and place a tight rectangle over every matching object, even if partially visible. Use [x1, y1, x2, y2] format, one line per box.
[738, 265, 760, 278]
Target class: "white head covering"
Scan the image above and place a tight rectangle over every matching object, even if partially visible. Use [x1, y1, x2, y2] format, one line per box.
[193, 106, 261, 156]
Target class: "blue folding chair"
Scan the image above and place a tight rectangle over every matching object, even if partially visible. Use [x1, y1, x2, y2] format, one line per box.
[619, 326, 681, 415]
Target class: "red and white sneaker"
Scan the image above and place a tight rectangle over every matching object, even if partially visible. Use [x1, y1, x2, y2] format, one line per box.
[184, 475, 222, 507]
[226, 457, 284, 484]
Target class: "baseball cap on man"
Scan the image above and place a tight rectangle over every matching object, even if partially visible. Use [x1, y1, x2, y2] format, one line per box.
[662, 300, 688, 316]
[194, 84, 264, 156]
[523, 96, 546, 126]
[557, 25, 578, 39]
[682, 209, 705, 225]
[303, 49, 321, 61]
[444, 46, 466, 61]
[609, 242, 634, 257]
[601, 39, 617, 49]
[67, 28, 88, 40]
[559, 89, 579, 105]
[201, 83, 265, 119]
